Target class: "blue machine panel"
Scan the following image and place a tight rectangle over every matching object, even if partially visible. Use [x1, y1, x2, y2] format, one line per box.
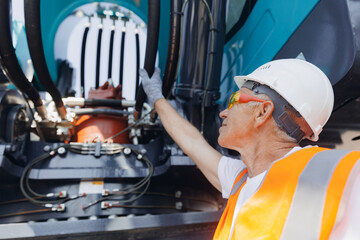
[220, 0, 320, 104]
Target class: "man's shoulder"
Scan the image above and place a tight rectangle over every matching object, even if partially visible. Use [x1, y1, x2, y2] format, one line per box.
[295, 145, 360, 154]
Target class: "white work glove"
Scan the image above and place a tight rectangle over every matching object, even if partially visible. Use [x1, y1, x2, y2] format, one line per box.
[139, 67, 164, 107]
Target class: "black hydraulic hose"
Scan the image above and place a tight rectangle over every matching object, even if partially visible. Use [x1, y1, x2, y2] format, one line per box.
[0, 0, 46, 119]
[203, 0, 226, 94]
[82, 148, 153, 210]
[80, 25, 90, 98]
[95, 27, 103, 89]
[63, 98, 135, 108]
[201, 0, 226, 132]
[162, 0, 182, 98]
[72, 108, 132, 116]
[108, 27, 115, 81]
[119, 29, 126, 87]
[24, 0, 66, 119]
[134, 0, 160, 118]
[20, 146, 70, 206]
[135, 29, 140, 97]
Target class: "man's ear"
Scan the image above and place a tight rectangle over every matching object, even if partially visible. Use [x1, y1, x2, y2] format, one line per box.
[254, 101, 274, 128]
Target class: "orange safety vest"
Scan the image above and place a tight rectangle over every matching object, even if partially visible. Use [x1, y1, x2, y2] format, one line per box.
[214, 147, 360, 240]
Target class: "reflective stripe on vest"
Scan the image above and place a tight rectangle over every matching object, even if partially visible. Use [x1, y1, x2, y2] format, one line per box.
[213, 168, 248, 240]
[320, 151, 360, 239]
[213, 147, 360, 240]
[281, 150, 350, 240]
[230, 170, 248, 196]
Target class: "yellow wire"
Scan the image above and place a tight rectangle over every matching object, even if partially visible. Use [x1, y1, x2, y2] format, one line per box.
[0, 208, 51, 218]
[0, 196, 43, 205]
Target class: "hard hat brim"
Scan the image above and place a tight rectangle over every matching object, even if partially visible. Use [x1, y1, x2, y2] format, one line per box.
[234, 75, 271, 92]
[234, 76, 251, 89]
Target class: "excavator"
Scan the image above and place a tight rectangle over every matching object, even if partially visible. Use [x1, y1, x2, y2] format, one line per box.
[0, 0, 359, 239]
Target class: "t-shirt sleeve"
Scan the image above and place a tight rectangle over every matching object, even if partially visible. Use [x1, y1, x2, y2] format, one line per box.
[218, 156, 246, 199]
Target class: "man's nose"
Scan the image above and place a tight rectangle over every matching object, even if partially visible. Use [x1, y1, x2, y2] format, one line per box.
[219, 108, 229, 119]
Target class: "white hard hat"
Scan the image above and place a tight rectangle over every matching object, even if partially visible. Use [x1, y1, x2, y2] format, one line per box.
[234, 59, 334, 141]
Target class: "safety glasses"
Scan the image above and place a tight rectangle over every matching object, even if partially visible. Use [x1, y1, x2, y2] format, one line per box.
[227, 91, 265, 109]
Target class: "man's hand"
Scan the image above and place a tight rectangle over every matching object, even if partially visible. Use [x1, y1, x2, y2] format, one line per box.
[140, 68, 222, 191]
[139, 68, 164, 107]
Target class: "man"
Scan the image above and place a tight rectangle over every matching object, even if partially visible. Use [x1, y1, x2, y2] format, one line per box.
[140, 59, 360, 239]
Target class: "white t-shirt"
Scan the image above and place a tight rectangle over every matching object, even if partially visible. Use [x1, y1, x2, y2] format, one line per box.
[217, 147, 360, 239]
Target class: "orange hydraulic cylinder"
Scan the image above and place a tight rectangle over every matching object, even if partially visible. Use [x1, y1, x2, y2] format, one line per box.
[72, 114, 130, 143]
[71, 82, 130, 143]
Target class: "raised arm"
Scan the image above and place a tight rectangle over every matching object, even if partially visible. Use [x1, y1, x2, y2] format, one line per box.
[140, 68, 222, 191]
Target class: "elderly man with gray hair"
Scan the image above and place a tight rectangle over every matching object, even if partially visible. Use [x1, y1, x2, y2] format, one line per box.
[140, 59, 360, 239]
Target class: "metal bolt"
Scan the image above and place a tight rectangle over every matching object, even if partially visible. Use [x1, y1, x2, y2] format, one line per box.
[140, 148, 147, 155]
[43, 145, 51, 152]
[57, 147, 66, 155]
[123, 148, 131, 155]
[137, 154, 143, 160]
[177, 149, 184, 155]
[175, 201, 183, 210]
[175, 190, 182, 198]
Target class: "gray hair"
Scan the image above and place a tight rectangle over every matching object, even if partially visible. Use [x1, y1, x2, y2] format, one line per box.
[242, 81, 305, 143]
[247, 94, 297, 143]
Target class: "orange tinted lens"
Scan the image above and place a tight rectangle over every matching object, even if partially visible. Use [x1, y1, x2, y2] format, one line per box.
[227, 91, 265, 109]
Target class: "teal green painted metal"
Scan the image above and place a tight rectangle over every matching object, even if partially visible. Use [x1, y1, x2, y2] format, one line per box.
[152, 1, 170, 72]
[219, 0, 320, 104]
[13, 21, 31, 74]
[7, 21, 32, 89]
[40, 0, 169, 83]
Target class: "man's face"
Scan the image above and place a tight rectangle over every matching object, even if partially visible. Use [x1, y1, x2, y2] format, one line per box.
[218, 88, 259, 149]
